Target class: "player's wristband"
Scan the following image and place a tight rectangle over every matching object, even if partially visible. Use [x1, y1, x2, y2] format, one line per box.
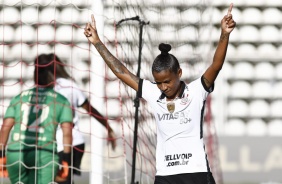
[62, 152, 71, 165]
[0, 150, 5, 158]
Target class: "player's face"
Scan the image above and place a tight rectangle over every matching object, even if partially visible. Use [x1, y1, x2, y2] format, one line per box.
[153, 69, 182, 100]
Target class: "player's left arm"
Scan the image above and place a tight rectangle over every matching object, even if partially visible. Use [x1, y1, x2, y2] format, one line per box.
[61, 122, 72, 154]
[203, 3, 236, 88]
[55, 121, 72, 181]
[81, 100, 117, 150]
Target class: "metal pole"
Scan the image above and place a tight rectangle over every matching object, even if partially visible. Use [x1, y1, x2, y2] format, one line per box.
[90, 0, 104, 183]
[116, 16, 149, 184]
[131, 21, 143, 184]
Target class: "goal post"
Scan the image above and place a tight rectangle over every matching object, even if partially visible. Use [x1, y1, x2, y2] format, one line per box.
[90, 0, 105, 184]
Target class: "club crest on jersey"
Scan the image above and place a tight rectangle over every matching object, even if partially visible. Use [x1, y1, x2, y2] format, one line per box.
[167, 101, 175, 113]
[180, 94, 191, 105]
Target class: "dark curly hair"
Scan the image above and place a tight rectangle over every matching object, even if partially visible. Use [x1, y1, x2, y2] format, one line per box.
[152, 43, 180, 74]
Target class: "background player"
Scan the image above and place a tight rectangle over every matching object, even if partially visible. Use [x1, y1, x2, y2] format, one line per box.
[36, 53, 116, 184]
[0, 55, 73, 184]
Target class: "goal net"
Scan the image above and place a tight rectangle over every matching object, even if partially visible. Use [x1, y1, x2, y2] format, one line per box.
[0, 0, 222, 183]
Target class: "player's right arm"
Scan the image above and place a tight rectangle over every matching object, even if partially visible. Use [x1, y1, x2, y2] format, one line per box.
[0, 97, 16, 149]
[0, 118, 12, 178]
[0, 118, 14, 149]
[0, 118, 14, 178]
[84, 15, 139, 91]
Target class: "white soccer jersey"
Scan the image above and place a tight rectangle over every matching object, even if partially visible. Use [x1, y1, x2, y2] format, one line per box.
[55, 78, 87, 152]
[140, 76, 213, 176]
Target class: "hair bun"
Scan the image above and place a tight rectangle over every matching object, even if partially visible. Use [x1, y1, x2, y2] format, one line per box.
[159, 43, 171, 55]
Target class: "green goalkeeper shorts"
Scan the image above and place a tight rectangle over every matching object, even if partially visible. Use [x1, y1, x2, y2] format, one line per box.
[7, 149, 59, 184]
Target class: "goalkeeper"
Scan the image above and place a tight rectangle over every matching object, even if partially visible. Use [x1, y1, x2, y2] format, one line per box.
[0, 55, 73, 184]
[37, 53, 117, 184]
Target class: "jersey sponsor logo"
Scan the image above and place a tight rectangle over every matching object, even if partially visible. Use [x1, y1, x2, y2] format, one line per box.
[157, 111, 192, 124]
[165, 153, 192, 167]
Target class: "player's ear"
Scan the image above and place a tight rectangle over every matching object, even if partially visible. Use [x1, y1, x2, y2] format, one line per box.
[177, 68, 182, 78]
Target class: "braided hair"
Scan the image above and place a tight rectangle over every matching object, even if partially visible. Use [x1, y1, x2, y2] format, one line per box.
[152, 43, 180, 74]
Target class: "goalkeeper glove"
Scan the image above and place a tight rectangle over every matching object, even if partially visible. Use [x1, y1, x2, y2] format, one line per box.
[55, 152, 71, 182]
[0, 150, 8, 178]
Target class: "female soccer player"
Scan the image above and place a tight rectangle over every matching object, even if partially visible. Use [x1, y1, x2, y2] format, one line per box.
[0, 55, 73, 184]
[36, 53, 116, 184]
[84, 3, 236, 184]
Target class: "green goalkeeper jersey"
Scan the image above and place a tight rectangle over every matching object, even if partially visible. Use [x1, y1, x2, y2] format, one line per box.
[4, 87, 73, 152]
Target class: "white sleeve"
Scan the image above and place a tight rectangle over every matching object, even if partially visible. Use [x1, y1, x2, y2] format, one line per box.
[189, 77, 213, 100]
[71, 82, 87, 107]
[55, 78, 87, 108]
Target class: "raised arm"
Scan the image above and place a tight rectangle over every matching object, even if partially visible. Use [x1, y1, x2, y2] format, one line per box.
[84, 14, 139, 91]
[203, 3, 236, 88]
